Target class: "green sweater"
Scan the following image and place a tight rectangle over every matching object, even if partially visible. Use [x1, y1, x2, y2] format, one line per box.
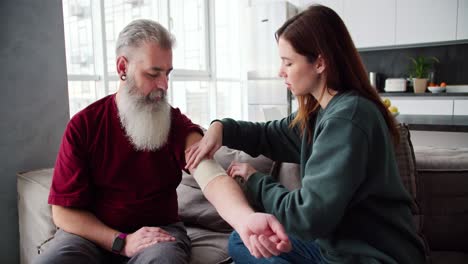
[220, 92, 426, 264]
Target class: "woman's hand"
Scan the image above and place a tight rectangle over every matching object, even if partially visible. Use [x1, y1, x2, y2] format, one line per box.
[227, 161, 257, 182]
[185, 121, 224, 170]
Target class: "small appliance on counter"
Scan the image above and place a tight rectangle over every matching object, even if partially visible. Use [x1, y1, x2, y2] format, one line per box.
[384, 78, 407, 92]
[446, 85, 468, 93]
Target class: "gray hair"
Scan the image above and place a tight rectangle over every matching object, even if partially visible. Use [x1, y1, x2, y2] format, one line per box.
[115, 19, 175, 56]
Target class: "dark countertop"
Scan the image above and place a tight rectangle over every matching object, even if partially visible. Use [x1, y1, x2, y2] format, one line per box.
[396, 115, 468, 132]
[380, 92, 468, 97]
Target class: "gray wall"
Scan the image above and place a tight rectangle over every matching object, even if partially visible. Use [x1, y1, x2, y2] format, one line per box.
[0, 0, 69, 262]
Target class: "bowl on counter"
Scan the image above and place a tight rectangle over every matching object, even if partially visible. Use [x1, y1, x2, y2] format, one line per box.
[428, 86, 446, 93]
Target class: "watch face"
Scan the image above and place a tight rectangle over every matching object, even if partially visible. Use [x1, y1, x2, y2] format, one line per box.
[112, 236, 125, 252]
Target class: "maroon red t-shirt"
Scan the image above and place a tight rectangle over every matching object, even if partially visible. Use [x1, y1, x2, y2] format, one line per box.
[48, 94, 202, 233]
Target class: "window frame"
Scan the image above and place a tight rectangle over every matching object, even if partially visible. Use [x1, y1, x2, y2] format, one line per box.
[64, 0, 246, 122]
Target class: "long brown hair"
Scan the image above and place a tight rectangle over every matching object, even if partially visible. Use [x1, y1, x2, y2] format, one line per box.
[275, 5, 399, 145]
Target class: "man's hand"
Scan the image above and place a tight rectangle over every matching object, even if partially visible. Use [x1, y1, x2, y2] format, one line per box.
[227, 161, 257, 181]
[122, 226, 175, 257]
[185, 121, 223, 170]
[237, 213, 292, 259]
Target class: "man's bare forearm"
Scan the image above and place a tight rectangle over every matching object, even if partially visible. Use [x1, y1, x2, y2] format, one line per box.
[52, 205, 118, 251]
[201, 176, 254, 230]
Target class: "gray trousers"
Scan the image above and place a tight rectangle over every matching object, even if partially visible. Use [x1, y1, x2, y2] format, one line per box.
[33, 222, 191, 264]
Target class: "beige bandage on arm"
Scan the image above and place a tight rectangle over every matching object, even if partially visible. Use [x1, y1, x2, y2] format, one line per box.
[193, 159, 228, 191]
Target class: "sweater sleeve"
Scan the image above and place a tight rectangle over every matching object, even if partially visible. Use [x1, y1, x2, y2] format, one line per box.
[220, 113, 303, 163]
[246, 117, 370, 240]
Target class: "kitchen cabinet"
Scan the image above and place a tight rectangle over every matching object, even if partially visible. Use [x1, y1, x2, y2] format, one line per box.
[386, 98, 454, 115]
[454, 100, 468, 115]
[293, 0, 466, 48]
[245, 1, 295, 122]
[396, 0, 458, 45]
[246, 2, 296, 76]
[458, 0, 468, 39]
[247, 79, 288, 105]
[247, 79, 289, 122]
[310, 0, 344, 17]
[343, 0, 395, 48]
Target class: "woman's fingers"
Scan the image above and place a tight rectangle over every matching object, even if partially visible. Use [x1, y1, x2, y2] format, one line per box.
[184, 144, 199, 170]
[186, 145, 205, 170]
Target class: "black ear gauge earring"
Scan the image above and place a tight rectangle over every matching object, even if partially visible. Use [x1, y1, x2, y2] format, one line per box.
[120, 73, 127, 81]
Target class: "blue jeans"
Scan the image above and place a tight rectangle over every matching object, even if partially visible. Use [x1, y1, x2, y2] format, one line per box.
[228, 231, 325, 264]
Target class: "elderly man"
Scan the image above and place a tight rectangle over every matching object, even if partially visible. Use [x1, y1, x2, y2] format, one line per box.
[35, 19, 290, 264]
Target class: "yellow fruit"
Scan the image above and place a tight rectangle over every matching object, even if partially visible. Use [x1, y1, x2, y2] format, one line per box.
[388, 106, 398, 113]
[382, 98, 391, 108]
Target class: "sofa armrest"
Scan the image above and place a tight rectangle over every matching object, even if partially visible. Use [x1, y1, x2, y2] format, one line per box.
[17, 168, 56, 264]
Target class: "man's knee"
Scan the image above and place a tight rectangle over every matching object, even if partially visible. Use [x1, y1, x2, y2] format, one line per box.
[33, 230, 103, 264]
[130, 240, 190, 264]
[129, 223, 191, 264]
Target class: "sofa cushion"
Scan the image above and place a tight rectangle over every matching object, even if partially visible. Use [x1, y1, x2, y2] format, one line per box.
[394, 124, 421, 216]
[414, 146, 468, 252]
[17, 169, 57, 264]
[271, 162, 300, 191]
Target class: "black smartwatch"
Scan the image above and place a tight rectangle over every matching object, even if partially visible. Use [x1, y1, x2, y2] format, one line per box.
[111, 233, 127, 254]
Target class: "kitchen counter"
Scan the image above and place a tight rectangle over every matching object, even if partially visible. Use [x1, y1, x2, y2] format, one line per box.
[380, 92, 468, 97]
[396, 115, 468, 132]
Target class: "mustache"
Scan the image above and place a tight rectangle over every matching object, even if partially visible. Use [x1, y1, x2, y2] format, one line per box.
[147, 89, 166, 101]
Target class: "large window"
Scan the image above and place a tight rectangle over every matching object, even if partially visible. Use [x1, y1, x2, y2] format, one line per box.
[62, 0, 246, 127]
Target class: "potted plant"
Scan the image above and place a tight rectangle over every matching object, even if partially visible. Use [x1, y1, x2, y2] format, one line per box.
[409, 56, 439, 93]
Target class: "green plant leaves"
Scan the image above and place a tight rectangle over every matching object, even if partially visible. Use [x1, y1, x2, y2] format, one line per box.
[408, 56, 439, 79]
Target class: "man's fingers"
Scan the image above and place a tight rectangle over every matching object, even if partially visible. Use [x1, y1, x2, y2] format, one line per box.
[136, 236, 176, 252]
[145, 227, 171, 236]
[259, 235, 281, 256]
[267, 215, 290, 243]
[268, 235, 281, 244]
[249, 235, 261, 258]
[277, 240, 292, 253]
[254, 235, 274, 258]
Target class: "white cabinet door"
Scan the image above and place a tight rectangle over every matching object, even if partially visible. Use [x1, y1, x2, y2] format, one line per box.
[309, 0, 344, 18]
[247, 80, 288, 105]
[396, 0, 458, 45]
[458, 0, 468, 39]
[387, 99, 454, 115]
[454, 100, 468, 115]
[246, 2, 296, 76]
[343, 0, 396, 48]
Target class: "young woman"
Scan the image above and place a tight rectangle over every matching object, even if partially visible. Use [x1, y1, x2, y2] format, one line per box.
[186, 5, 426, 264]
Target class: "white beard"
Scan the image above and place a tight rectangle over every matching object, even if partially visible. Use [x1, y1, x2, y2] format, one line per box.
[116, 76, 171, 151]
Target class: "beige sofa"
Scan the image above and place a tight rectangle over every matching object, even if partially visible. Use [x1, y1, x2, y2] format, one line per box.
[17, 125, 468, 263]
